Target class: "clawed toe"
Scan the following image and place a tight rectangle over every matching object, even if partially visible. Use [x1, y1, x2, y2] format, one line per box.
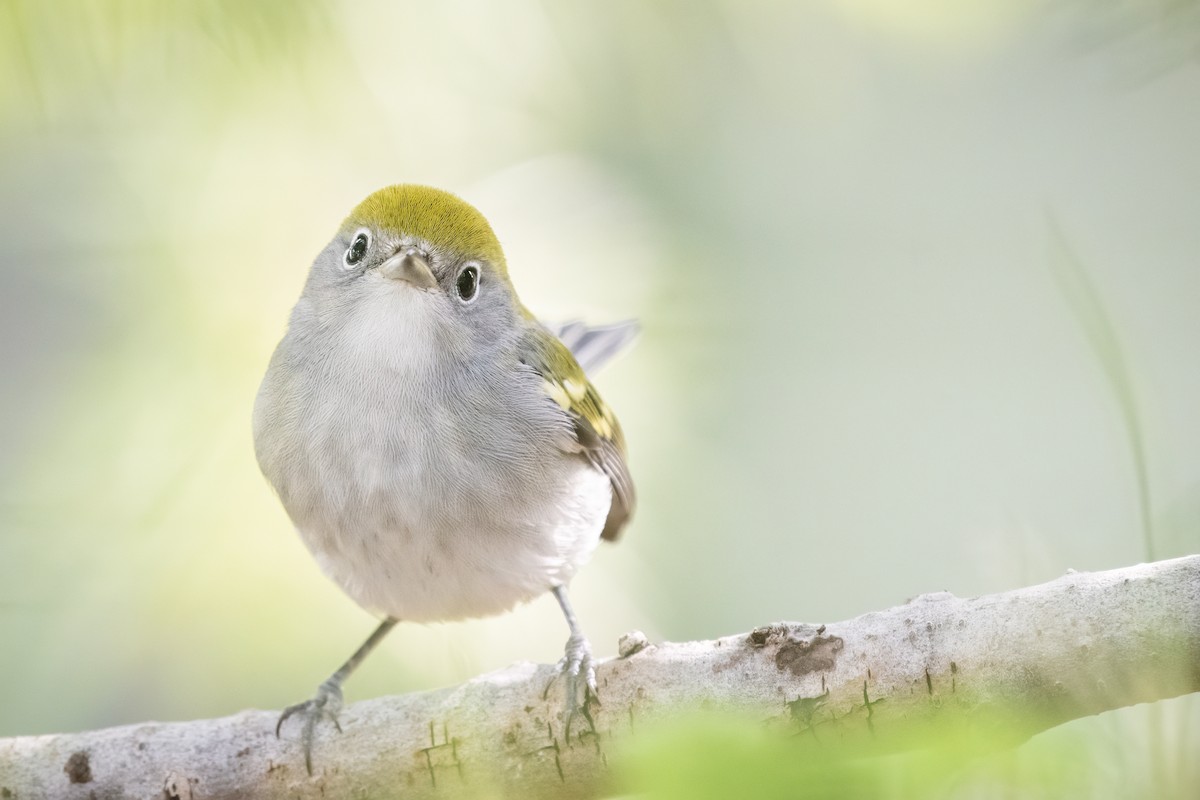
[558, 633, 598, 738]
[550, 586, 600, 739]
[276, 680, 344, 774]
[275, 696, 341, 736]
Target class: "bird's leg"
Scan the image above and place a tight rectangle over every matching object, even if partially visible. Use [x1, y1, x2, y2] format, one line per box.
[276, 616, 398, 774]
[552, 585, 597, 738]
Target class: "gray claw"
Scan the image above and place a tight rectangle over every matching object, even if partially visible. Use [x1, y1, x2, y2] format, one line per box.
[276, 679, 344, 775]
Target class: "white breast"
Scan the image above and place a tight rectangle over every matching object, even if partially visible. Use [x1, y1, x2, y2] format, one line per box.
[304, 457, 610, 621]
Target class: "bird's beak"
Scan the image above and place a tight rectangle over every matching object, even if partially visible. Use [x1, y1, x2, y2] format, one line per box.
[378, 249, 438, 289]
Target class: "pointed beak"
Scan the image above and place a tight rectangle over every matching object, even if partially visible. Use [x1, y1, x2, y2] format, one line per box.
[378, 249, 438, 289]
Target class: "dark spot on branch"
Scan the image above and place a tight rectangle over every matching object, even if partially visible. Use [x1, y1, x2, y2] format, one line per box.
[787, 689, 830, 732]
[749, 627, 773, 646]
[64, 750, 92, 784]
[775, 634, 844, 676]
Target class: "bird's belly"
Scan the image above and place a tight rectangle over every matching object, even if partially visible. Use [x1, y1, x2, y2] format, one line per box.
[286, 442, 611, 622]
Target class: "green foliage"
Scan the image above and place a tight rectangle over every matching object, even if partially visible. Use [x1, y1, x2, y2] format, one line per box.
[616, 711, 1107, 799]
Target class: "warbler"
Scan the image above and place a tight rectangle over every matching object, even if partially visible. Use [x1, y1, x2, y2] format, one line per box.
[253, 184, 636, 772]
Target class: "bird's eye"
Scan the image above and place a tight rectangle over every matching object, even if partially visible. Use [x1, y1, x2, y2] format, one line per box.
[455, 264, 480, 303]
[344, 231, 370, 268]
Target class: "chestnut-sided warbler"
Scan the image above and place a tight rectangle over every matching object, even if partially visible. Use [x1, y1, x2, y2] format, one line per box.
[253, 184, 636, 772]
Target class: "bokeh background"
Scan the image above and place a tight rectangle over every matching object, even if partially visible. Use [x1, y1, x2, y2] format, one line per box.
[1, 1, 1197, 796]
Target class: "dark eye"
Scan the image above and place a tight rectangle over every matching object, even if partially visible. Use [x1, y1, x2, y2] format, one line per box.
[455, 265, 480, 302]
[344, 231, 370, 268]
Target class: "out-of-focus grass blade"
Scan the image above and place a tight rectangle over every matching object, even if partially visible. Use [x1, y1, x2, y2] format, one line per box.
[1046, 215, 1155, 562]
[1047, 215, 1172, 797]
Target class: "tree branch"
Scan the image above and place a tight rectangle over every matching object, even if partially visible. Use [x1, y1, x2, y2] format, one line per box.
[2, 556, 1196, 799]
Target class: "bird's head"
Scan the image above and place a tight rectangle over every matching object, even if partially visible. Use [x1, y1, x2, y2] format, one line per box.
[300, 184, 523, 358]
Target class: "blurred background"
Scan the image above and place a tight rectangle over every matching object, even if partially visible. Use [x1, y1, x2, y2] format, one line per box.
[1, 0, 1197, 796]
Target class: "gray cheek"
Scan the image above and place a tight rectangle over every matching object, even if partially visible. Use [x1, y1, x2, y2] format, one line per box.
[463, 280, 520, 338]
[471, 303, 516, 348]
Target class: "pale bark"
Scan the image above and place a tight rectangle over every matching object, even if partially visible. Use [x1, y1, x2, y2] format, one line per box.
[1, 555, 1196, 800]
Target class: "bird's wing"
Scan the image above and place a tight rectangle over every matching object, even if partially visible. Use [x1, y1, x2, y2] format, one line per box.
[520, 322, 635, 542]
[542, 319, 639, 375]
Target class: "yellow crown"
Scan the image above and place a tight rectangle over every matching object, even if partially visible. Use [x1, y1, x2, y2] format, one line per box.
[345, 185, 506, 272]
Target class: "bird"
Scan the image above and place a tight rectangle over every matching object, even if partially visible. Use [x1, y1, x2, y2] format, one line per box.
[252, 184, 636, 772]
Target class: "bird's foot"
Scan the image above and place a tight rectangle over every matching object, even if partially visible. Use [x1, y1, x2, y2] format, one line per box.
[276, 678, 344, 775]
[555, 631, 598, 739]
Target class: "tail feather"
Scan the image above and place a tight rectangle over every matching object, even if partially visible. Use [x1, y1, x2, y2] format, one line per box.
[544, 319, 639, 375]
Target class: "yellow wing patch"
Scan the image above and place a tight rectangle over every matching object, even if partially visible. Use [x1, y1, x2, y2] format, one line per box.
[562, 378, 588, 402]
[542, 377, 616, 440]
[544, 379, 572, 411]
